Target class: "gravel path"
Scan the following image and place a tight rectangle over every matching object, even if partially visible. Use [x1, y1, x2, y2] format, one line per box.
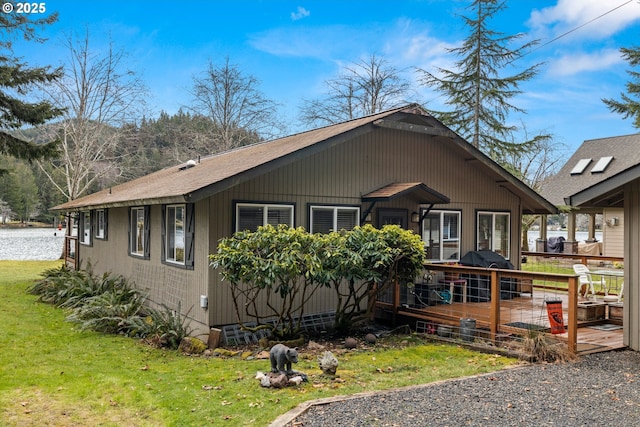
[275, 350, 640, 426]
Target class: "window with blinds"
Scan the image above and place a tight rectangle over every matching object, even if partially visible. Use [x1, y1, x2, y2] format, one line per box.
[235, 203, 294, 232]
[310, 205, 359, 233]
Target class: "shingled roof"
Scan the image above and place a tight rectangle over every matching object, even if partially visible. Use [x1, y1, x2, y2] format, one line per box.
[52, 104, 555, 214]
[540, 133, 640, 207]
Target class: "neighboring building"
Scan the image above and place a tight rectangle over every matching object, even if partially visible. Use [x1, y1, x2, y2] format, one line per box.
[540, 134, 640, 256]
[51, 105, 556, 338]
[566, 151, 640, 351]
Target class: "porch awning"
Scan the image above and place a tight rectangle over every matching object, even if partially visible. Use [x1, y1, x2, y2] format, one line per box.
[362, 182, 450, 205]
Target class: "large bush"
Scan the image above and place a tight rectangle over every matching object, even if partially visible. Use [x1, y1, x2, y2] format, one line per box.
[210, 224, 425, 337]
[338, 224, 425, 330]
[210, 225, 331, 339]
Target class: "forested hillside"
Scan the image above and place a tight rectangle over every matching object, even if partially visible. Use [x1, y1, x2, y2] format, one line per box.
[0, 110, 263, 224]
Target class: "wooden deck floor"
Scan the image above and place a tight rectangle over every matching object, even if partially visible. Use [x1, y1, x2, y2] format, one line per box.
[395, 290, 624, 355]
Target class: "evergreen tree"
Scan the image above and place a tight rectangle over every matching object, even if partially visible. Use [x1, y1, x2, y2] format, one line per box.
[416, 0, 547, 161]
[602, 46, 640, 128]
[0, 10, 64, 174]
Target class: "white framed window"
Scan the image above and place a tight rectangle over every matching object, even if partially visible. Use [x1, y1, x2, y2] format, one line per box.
[129, 206, 148, 258]
[165, 204, 185, 265]
[422, 210, 461, 262]
[235, 203, 294, 232]
[477, 211, 510, 259]
[310, 205, 359, 233]
[80, 211, 91, 246]
[95, 209, 106, 239]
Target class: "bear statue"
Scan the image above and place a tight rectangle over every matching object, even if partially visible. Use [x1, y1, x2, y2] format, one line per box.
[269, 343, 298, 374]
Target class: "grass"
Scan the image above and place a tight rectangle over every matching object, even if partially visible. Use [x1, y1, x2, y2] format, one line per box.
[521, 258, 619, 295]
[0, 261, 520, 426]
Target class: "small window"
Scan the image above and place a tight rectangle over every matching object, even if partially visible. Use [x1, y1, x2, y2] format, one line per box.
[166, 205, 185, 264]
[129, 206, 149, 259]
[423, 210, 461, 262]
[477, 211, 510, 259]
[95, 209, 107, 240]
[310, 205, 359, 233]
[570, 158, 591, 175]
[163, 204, 195, 269]
[80, 211, 91, 246]
[235, 203, 294, 232]
[591, 156, 613, 173]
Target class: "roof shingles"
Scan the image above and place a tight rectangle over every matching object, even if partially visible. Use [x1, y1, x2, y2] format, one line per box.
[540, 133, 640, 206]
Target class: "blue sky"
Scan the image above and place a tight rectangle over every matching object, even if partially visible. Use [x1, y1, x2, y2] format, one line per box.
[15, 0, 640, 154]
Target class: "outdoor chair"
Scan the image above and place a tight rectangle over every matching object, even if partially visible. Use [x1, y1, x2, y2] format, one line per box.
[572, 264, 603, 299]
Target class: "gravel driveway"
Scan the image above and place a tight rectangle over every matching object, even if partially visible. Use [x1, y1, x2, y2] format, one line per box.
[274, 349, 640, 426]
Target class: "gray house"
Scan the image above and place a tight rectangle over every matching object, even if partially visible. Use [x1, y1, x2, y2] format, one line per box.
[565, 143, 640, 350]
[540, 134, 640, 256]
[52, 105, 556, 339]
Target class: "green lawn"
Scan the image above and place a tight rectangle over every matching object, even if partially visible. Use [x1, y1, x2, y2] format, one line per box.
[0, 261, 519, 426]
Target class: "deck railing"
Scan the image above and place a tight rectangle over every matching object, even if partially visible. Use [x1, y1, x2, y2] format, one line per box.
[64, 236, 78, 270]
[377, 263, 580, 353]
[522, 251, 624, 298]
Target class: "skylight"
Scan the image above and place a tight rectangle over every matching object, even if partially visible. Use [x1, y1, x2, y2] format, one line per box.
[591, 156, 613, 173]
[570, 158, 591, 175]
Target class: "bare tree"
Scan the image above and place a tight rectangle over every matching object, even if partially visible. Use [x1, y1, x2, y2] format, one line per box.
[501, 123, 568, 251]
[300, 54, 412, 127]
[189, 57, 285, 152]
[38, 31, 147, 201]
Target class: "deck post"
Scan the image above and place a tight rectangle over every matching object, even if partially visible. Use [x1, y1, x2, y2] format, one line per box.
[393, 280, 400, 322]
[567, 276, 578, 354]
[489, 270, 500, 342]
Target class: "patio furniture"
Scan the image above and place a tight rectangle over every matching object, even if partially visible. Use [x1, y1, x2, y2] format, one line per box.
[438, 278, 467, 303]
[592, 269, 625, 302]
[572, 264, 603, 299]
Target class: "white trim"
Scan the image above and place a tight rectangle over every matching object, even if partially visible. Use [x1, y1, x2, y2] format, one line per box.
[165, 204, 185, 265]
[310, 205, 360, 233]
[95, 209, 105, 239]
[477, 211, 510, 259]
[80, 211, 91, 246]
[130, 207, 145, 256]
[235, 202, 294, 232]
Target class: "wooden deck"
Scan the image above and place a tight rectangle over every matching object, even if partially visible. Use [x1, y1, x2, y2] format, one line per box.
[392, 291, 624, 355]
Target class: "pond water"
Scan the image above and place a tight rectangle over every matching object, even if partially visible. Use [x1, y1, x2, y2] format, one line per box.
[0, 227, 65, 260]
[0, 227, 604, 261]
[526, 230, 603, 247]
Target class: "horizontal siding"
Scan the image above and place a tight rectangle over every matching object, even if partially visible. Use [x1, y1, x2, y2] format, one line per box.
[603, 208, 624, 257]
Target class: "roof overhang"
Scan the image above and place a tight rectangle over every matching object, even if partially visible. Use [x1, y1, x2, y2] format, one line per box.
[373, 116, 557, 215]
[362, 182, 450, 205]
[566, 164, 640, 208]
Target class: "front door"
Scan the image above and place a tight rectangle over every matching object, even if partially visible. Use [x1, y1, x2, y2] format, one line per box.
[377, 208, 408, 229]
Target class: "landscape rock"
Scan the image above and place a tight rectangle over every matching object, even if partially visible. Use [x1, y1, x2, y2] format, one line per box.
[318, 351, 339, 375]
[178, 337, 207, 355]
[307, 340, 326, 351]
[344, 337, 357, 349]
[268, 372, 289, 388]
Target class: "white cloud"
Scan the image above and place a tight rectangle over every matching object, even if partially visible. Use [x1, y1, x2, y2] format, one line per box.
[248, 25, 357, 59]
[529, 0, 640, 40]
[291, 6, 310, 21]
[548, 48, 624, 76]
